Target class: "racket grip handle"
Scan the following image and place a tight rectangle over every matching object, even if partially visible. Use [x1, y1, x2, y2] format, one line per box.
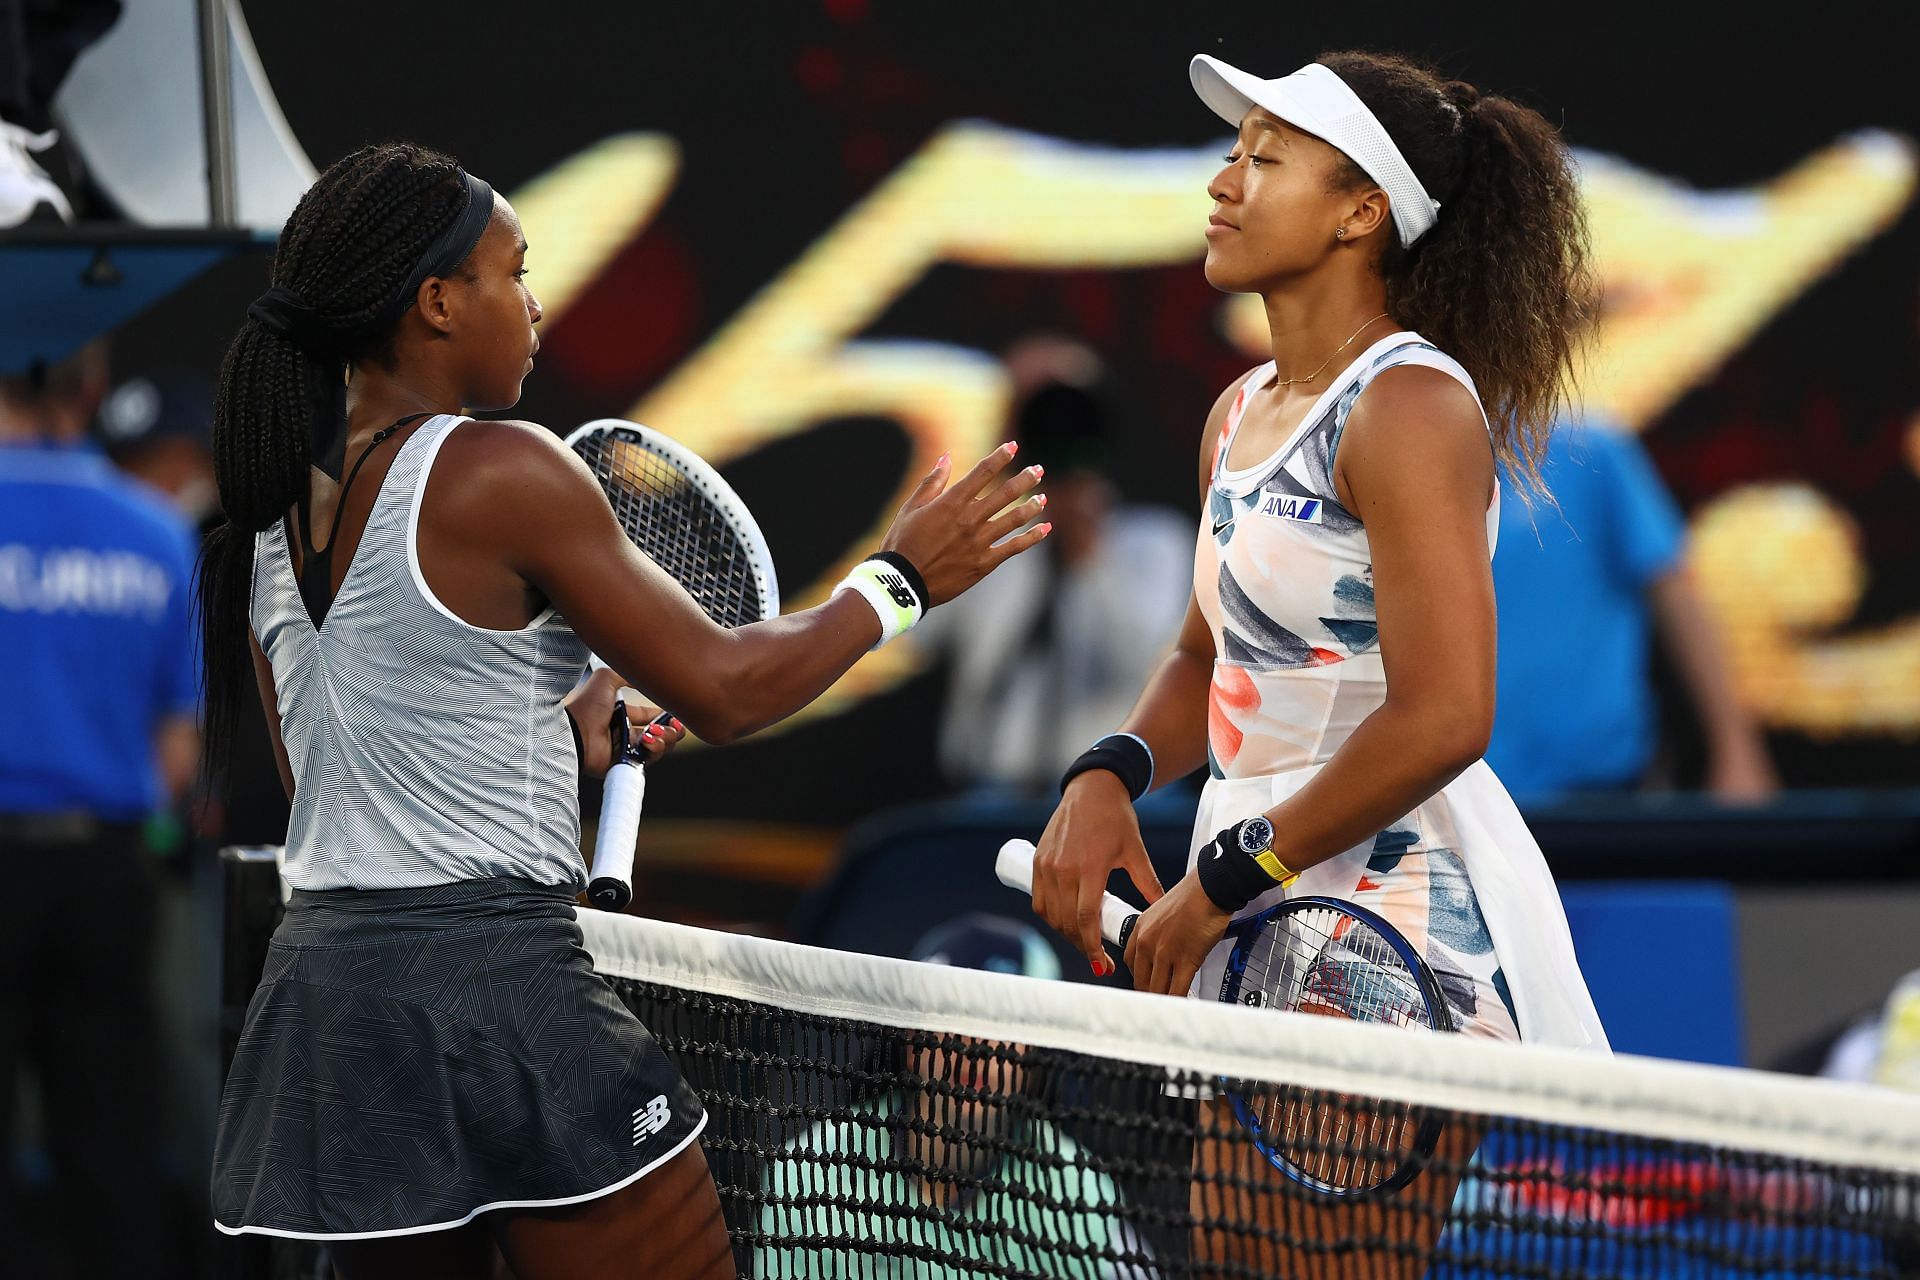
[588, 759, 646, 912]
[995, 840, 1139, 954]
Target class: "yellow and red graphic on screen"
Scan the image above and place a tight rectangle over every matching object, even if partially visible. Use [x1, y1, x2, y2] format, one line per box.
[505, 124, 1918, 738]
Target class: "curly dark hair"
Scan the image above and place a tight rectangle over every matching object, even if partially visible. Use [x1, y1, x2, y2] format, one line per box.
[1318, 50, 1594, 492]
[196, 142, 471, 771]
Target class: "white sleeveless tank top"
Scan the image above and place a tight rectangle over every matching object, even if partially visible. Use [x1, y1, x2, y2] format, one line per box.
[1188, 333, 1609, 1050]
[1196, 331, 1497, 779]
[251, 415, 593, 890]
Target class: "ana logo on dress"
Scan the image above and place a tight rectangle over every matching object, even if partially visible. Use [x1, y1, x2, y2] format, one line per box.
[632, 1095, 671, 1145]
[1256, 494, 1322, 524]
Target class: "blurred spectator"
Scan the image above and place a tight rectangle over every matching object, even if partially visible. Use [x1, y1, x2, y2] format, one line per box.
[0, 0, 121, 225]
[98, 367, 237, 1272]
[1486, 421, 1778, 807]
[756, 914, 1144, 1278]
[93, 369, 288, 845]
[1771, 967, 1920, 1091]
[0, 342, 195, 1276]
[97, 371, 219, 532]
[914, 339, 1191, 796]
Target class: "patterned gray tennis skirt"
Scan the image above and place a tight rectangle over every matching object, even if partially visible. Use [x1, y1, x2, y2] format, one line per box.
[211, 878, 706, 1239]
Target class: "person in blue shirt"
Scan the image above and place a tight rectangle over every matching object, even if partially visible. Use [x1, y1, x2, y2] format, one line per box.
[0, 341, 199, 1278]
[1486, 420, 1776, 807]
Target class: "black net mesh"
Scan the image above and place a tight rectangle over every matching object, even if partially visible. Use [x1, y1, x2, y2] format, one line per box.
[571, 426, 768, 626]
[615, 975, 1920, 1280]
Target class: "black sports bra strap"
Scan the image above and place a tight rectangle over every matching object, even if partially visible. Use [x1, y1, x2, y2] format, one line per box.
[295, 412, 434, 629]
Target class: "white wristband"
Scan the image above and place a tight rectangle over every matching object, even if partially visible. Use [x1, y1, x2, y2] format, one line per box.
[836, 557, 924, 649]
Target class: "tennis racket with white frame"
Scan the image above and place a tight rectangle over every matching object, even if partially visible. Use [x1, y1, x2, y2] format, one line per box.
[996, 838, 1456, 1198]
[565, 418, 780, 911]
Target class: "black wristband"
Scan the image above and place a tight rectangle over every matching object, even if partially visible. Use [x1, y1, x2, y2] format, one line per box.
[1060, 733, 1154, 802]
[1195, 819, 1283, 914]
[868, 551, 928, 611]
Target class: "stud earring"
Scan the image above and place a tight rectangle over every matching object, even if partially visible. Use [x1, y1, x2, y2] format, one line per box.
[1334, 227, 1348, 240]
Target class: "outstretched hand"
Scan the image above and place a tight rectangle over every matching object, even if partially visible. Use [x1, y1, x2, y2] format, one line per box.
[880, 443, 1051, 607]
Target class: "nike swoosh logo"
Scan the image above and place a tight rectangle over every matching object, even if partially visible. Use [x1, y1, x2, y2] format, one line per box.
[1211, 518, 1234, 536]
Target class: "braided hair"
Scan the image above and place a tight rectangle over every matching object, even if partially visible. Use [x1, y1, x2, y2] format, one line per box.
[1317, 51, 1595, 495]
[197, 142, 471, 772]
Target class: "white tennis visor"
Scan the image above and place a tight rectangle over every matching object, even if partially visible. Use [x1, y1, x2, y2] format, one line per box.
[1190, 55, 1442, 248]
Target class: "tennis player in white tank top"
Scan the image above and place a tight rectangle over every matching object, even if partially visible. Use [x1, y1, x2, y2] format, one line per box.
[1026, 46, 1608, 1279]
[1029, 52, 1608, 1049]
[204, 143, 1049, 1279]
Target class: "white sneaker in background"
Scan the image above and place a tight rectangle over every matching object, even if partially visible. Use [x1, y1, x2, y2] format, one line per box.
[0, 118, 76, 227]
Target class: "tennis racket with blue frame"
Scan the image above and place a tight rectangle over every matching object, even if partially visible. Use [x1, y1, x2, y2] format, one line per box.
[996, 839, 1456, 1198]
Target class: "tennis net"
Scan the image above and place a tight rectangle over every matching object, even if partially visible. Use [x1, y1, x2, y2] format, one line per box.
[218, 851, 1920, 1279]
[592, 910, 1920, 1280]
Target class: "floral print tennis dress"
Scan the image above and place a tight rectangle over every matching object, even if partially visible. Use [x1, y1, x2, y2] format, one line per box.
[1187, 332, 1607, 1050]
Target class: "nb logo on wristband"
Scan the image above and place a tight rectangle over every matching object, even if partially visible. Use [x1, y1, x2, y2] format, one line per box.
[876, 570, 917, 611]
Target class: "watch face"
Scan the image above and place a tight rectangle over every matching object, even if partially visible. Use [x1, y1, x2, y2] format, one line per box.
[1238, 816, 1273, 854]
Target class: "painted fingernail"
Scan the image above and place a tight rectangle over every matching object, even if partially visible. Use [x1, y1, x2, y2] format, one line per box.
[670, 718, 684, 731]
[936, 452, 950, 467]
[1006, 441, 1019, 455]
[1031, 465, 1044, 479]
[1040, 522, 1054, 535]
[1037, 494, 1048, 508]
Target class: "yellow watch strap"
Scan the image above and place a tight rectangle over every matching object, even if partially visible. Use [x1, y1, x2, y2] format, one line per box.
[1252, 846, 1299, 887]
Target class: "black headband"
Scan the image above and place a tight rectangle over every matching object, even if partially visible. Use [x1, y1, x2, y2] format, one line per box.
[245, 169, 497, 477]
[246, 169, 497, 361]
[374, 169, 497, 332]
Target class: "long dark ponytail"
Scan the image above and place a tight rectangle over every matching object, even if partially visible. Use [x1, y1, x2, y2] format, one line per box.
[197, 142, 468, 772]
[1319, 51, 1595, 493]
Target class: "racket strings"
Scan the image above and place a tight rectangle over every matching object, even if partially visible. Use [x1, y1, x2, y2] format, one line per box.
[1236, 905, 1435, 1192]
[575, 433, 763, 628]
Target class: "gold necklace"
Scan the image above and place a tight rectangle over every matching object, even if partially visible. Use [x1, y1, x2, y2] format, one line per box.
[1273, 313, 1391, 387]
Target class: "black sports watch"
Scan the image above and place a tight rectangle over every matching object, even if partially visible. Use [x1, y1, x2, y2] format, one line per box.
[1196, 815, 1295, 913]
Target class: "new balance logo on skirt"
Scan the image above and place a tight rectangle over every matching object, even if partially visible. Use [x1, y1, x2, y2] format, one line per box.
[632, 1095, 671, 1144]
